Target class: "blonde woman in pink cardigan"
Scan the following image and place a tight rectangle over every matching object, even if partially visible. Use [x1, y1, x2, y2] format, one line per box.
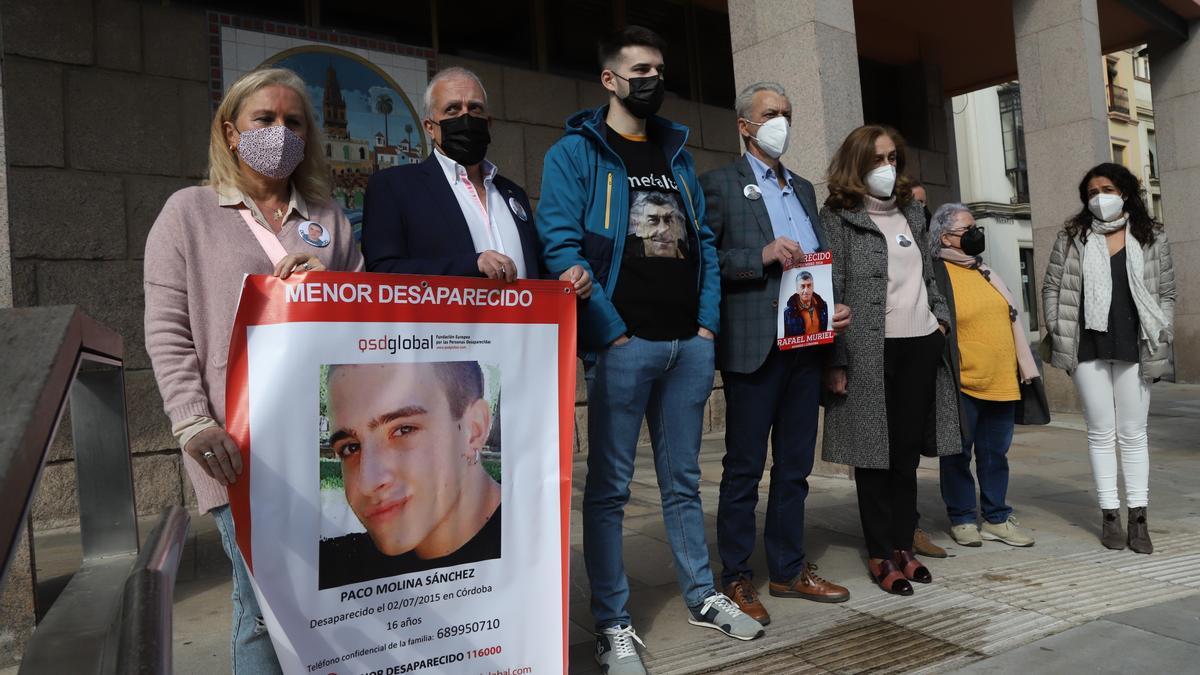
[144, 68, 363, 673]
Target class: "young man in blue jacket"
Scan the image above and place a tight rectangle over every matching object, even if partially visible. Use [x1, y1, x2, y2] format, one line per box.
[536, 25, 763, 675]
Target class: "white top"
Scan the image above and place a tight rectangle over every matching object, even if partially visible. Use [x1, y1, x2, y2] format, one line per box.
[432, 148, 528, 279]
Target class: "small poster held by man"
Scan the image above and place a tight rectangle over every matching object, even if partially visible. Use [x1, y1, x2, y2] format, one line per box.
[777, 251, 836, 349]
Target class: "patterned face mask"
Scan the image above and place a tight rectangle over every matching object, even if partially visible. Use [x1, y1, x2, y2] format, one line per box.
[236, 125, 306, 179]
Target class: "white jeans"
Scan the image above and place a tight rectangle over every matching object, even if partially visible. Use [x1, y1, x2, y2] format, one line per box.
[1073, 360, 1151, 509]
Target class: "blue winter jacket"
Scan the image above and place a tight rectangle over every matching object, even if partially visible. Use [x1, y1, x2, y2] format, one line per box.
[535, 105, 721, 354]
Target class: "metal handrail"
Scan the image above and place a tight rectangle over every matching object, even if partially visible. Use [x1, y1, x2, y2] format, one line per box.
[0, 306, 189, 674]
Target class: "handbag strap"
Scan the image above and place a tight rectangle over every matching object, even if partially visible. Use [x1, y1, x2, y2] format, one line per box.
[237, 208, 290, 266]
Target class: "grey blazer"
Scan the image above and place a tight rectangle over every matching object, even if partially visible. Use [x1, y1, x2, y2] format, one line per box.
[700, 155, 827, 374]
[819, 199, 962, 469]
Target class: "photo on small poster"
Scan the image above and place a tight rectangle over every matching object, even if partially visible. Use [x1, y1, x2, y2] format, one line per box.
[316, 361, 502, 590]
[777, 251, 836, 349]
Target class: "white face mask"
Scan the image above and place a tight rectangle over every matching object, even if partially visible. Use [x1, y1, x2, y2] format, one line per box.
[865, 164, 896, 198]
[745, 116, 789, 159]
[1088, 193, 1125, 222]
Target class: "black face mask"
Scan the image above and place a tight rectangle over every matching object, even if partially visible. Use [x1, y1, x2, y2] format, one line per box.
[613, 73, 665, 119]
[435, 113, 490, 166]
[960, 226, 986, 256]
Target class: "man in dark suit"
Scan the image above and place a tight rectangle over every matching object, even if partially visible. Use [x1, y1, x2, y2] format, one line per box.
[700, 82, 852, 625]
[362, 66, 591, 296]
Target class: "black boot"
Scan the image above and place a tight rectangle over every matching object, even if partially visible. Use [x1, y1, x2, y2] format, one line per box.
[1128, 507, 1154, 554]
[1102, 509, 1125, 550]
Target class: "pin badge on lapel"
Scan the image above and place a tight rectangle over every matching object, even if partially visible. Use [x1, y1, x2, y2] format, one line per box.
[508, 196, 528, 221]
[896, 233, 913, 248]
[743, 184, 762, 201]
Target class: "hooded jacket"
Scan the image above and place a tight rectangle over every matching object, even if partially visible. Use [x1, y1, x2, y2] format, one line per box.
[534, 105, 720, 354]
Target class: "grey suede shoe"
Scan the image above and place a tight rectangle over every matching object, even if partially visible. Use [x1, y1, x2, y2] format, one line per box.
[1102, 509, 1126, 550]
[1128, 507, 1154, 554]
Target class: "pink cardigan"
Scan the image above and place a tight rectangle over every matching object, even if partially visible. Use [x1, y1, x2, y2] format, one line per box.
[143, 185, 364, 512]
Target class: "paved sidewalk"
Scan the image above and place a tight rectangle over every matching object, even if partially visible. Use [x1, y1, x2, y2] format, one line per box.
[562, 382, 1200, 673]
[16, 384, 1196, 674]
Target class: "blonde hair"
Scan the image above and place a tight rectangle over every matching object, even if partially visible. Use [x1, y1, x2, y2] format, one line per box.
[207, 68, 333, 204]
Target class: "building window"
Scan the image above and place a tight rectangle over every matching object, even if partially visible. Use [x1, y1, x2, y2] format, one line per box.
[1019, 247, 1039, 332]
[998, 84, 1029, 204]
[1152, 194, 1163, 220]
[1134, 47, 1151, 81]
[437, 0, 534, 68]
[1112, 143, 1126, 166]
[1147, 129, 1159, 179]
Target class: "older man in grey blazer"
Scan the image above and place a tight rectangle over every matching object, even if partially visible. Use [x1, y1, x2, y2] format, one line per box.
[700, 82, 853, 625]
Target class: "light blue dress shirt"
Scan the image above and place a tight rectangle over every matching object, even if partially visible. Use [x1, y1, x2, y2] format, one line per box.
[745, 153, 821, 253]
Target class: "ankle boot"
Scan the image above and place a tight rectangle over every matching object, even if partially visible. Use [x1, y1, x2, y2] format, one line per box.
[1101, 509, 1125, 550]
[1127, 507, 1154, 554]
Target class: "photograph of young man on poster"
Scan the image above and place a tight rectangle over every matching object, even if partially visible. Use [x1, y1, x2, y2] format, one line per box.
[783, 271, 829, 337]
[318, 361, 501, 589]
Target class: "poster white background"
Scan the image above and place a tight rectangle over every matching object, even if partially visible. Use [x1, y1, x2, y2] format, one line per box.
[244, 320, 562, 675]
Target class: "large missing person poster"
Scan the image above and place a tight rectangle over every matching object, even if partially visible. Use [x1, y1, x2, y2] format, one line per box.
[776, 251, 835, 349]
[226, 273, 576, 675]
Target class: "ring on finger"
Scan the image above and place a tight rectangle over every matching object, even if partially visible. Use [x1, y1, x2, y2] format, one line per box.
[202, 450, 217, 459]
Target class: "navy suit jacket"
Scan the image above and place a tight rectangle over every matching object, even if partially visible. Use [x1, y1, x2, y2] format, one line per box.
[362, 154, 543, 277]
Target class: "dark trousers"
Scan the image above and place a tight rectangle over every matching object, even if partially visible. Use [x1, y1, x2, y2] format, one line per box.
[717, 346, 822, 585]
[855, 330, 944, 559]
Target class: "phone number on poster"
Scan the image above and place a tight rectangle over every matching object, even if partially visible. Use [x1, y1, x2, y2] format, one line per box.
[437, 618, 500, 640]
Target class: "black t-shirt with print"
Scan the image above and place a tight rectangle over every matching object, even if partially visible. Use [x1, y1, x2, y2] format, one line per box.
[606, 126, 699, 341]
[317, 505, 501, 589]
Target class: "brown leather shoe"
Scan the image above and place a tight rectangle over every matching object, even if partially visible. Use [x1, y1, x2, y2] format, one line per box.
[723, 577, 770, 626]
[769, 563, 850, 603]
[914, 528, 948, 558]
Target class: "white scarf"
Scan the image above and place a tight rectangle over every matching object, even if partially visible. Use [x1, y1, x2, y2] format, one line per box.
[1078, 214, 1170, 351]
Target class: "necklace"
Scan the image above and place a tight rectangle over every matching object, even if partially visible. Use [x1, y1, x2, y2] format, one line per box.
[272, 207, 284, 221]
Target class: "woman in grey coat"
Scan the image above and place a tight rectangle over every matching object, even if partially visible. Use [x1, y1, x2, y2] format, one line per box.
[1042, 162, 1174, 554]
[820, 125, 961, 596]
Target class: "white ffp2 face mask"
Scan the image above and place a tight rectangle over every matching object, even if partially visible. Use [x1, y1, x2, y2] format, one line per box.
[865, 164, 896, 198]
[745, 116, 789, 159]
[1088, 193, 1125, 222]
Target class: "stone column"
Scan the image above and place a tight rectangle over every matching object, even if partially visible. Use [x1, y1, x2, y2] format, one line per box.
[1150, 22, 1200, 383]
[0, 29, 11, 309]
[728, 2, 860, 477]
[1013, 0, 1110, 410]
[727, 0, 863, 197]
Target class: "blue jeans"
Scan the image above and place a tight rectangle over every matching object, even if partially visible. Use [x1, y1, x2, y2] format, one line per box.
[940, 394, 1016, 526]
[583, 334, 718, 629]
[211, 505, 283, 675]
[717, 347, 821, 585]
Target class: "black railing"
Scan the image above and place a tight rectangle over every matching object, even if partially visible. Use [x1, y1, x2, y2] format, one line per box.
[0, 306, 189, 674]
[1108, 83, 1131, 115]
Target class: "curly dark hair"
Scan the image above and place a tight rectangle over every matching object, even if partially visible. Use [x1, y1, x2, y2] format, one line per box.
[1064, 162, 1161, 246]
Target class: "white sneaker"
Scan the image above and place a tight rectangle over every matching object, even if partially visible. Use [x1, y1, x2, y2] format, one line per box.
[981, 516, 1035, 547]
[950, 523, 982, 547]
[688, 592, 765, 641]
[595, 625, 647, 675]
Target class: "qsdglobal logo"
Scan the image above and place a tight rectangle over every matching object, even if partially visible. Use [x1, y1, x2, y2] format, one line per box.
[358, 334, 434, 354]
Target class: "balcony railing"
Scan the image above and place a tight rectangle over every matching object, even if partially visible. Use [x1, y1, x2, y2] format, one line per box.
[1108, 83, 1131, 115]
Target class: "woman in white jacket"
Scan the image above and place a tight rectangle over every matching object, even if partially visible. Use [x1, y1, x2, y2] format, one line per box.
[1042, 162, 1174, 554]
